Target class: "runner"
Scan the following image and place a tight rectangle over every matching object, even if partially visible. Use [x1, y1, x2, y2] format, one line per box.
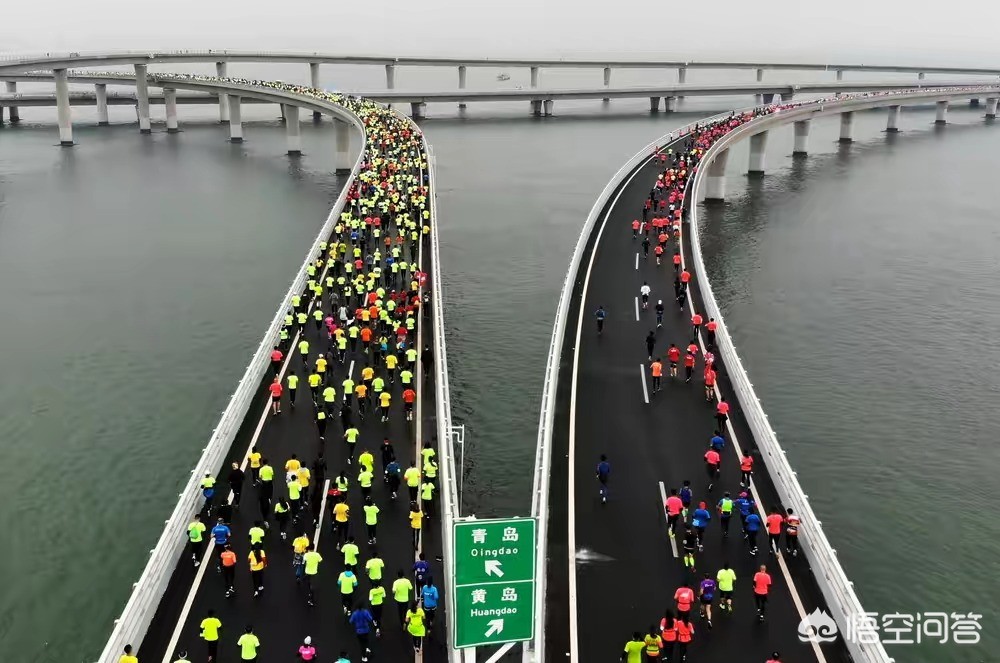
[409, 501, 423, 550]
[303, 543, 323, 606]
[248, 544, 266, 598]
[698, 572, 717, 628]
[237, 626, 260, 662]
[596, 454, 610, 503]
[659, 610, 677, 661]
[643, 625, 662, 660]
[338, 566, 359, 615]
[715, 396, 730, 430]
[682, 527, 698, 571]
[676, 618, 694, 661]
[673, 582, 695, 623]
[704, 447, 721, 492]
[691, 501, 711, 550]
[667, 343, 680, 378]
[645, 331, 656, 361]
[405, 601, 426, 653]
[392, 570, 414, 627]
[655, 300, 665, 328]
[650, 358, 663, 394]
[621, 632, 645, 663]
[220, 545, 237, 597]
[717, 562, 737, 613]
[664, 488, 683, 538]
[640, 282, 651, 309]
[683, 348, 696, 384]
[200, 609, 222, 662]
[296, 637, 316, 661]
[349, 604, 376, 660]
[745, 507, 763, 556]
[753, 564, 772, 622]
[187, 514, 206, 567]
[740, 451, 754, 488]
[785, 508, 801, 557]
[421, 577, 440, 631]
[717, 492, 734, 538]
[766, 508, 785, 555]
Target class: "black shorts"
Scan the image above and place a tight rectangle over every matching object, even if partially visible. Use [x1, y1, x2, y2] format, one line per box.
[700, 595, 714, 605]
[719, 590, 732, 600]
[271, 394, 280, 402]
[405, 402, 414, 411]
[670, 361, 678, 368]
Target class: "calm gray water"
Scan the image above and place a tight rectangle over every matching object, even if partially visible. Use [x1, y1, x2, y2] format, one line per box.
[0, 66, 994, 662]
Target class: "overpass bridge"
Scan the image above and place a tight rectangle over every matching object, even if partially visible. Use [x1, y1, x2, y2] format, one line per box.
[88, 78, 462, 663]
[530, 84, 1000, 663]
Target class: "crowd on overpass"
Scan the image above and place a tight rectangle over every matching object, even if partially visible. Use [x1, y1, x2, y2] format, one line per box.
[116, 81, 442, 663]
[614, 104, 804, 663]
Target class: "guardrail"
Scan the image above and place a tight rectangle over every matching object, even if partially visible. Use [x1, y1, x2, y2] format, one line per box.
[685, 103, 899, 663]
[528, 107, 738, 663]
[95, 97, 368, 663]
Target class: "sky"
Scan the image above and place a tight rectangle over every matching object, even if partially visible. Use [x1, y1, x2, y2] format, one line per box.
[2, 0, 1000, 67]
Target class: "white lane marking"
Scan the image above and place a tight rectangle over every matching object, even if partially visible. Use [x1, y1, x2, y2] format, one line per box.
[161, 259, 335, 662]
[639, 365, 650, 404]
[313, 478, 332, 549]
[678, 198, 826, 663]
[568, 151, 659, 663]
[634, 252, 639, 270]
[658, 481, 680, 558]
[634, 297, 639, 322]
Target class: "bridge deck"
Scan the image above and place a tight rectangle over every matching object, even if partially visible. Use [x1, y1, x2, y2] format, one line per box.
[546, 139, 853, 661]
[138, 191, 448, 663]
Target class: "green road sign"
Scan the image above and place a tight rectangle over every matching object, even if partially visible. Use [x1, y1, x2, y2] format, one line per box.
[453, 518, 536, 648]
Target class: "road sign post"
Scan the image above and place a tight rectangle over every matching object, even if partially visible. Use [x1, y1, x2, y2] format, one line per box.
[452, 517, 536, 648]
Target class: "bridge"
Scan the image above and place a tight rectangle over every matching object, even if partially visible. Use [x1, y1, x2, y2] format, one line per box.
[2, 52, 993, 662]
[530, 84, 1000, 663]
[88, 78, 462, 663]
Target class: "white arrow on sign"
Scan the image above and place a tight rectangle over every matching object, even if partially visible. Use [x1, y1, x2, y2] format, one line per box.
[485, 618, 504, 637]
[484, 559, 504, 577]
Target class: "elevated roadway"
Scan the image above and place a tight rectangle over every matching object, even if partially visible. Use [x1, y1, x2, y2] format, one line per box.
[92, 79, 459, 663]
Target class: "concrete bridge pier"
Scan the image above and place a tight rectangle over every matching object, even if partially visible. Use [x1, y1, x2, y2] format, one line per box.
[215, 62, 229, 123]
[458, 65, 467, 108]
[385, 64, 396, 89]
[310, 62, 323, 119]
[53, 68, 73, 145]
[530, 100, 542, 116]
[95, 84, 109, 125]
[164, 88, 179, 133]
[543, 99, 554, 116]
[747, 131, 768, 175]
[283, 104, 301, 155]
[839, 111, 854, 143]
[836, 69, 844, 81]
[970, 98, 980, 107]
[335, 119, 352, 174]
[704, 148, 729, 202]
[756, 68, 763, 82]
[649, 96, 660, 112]
[410, 101, 426, 119]
[935, 100, 949, 124]
[793, 119, 811, 156]
[664, 96, 677, 112]
[134, 64, 151, 133]
[918, 72, 926, 80]
[603, 67, 610, 101]
[5, 82, 19, 123]
[886, 105, 901, 132]
[986, 98, 998, 119]
[228, 95, 243, 142]
[530, 66, 539, 88]
[762, 93, 774, 104]
[677, 67, 687, 99]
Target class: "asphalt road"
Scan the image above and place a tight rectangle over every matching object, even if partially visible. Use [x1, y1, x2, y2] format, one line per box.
[549, 138, 853, 663]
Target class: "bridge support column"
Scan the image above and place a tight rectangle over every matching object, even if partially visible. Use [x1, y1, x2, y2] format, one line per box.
[530, 66, 539, 88]
[215, 62, 229, 123]
[5, 82, 19, 123]
[935, 100, 948, 125]
[649, 96, 660, 112]
[164, 88, 179, 133]
[836, 69, 844, 81]
[134, 64, 151, 133]
[970, 98, 980, 107]
[986, 97, 998, 119]
[603, 67, 610, 101]
[335, 119, 352, 174]
[886, 105, 900, 132]
[793, 119, 811, 156]
[754, 94, 764, 105]
[410, 102, 426, 119]
[54, 68, 73, 145]
[762, 93, 774, 104]
[95, 83, 109, 125]
[756, 68, 763, 82]
[458, 65, 467, 108]
[677, 67, 686, 99]
[542, 99, 554, 116]
[385, 64, 396, 89]
[918, 72, 926, 80]
[664, 96, 677, 112]
[284, 104, 301, 155]
[748, 131, 768, 175]
[228, 95, 243, 142]
[704, 148, 729, 202]
[310, 62, 322, 119]
[530, 100, 542, 116]
[780, 92, 794, 102]
[839, 111, 854, 143]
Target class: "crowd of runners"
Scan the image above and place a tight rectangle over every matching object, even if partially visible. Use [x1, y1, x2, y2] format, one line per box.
[115, 80, 442, 663]
[605, 105, 805, 663]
